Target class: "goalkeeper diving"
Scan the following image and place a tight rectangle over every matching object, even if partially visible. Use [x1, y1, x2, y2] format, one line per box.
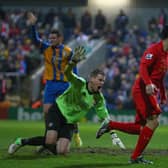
[8, 46, 125, 155]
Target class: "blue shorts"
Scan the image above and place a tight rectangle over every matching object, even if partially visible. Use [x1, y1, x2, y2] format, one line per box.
[43, 80, 69, 104]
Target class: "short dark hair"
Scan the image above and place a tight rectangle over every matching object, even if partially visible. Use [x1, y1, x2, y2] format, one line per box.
[50, 29, 61, 37]
[160, 25, 168, 40]
[90, 69, 105, 78]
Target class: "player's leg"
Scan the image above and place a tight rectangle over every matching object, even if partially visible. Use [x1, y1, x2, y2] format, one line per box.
[33, 103, 53, 154]
[96, 90, 145, 139]
[73, 123, 83, 147]
[36, 83, 55, 153]
[8, 136, 46, 155]
[130, 91, 160, 164]
[96, 117, 142, 139]
[44, 103, 63, 154]
[57, 138, 71, 155]
[130, 115, 159, 164]
[8, 104, 57, 155]
[56, 82, 83, 148]
[44, 130, 58, 154]
[44, 102, 74, 155]
[43, 82, 55, 120]
[57, 123, 74, 155]
[109, 122, 141, 134]
[43, 103, 52, 138]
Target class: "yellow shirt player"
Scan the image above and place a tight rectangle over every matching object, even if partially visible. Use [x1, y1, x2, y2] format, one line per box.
[28, 12, 82, 149]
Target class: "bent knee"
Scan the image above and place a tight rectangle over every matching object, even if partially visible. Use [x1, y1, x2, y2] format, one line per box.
[147, 115, 159, 129]
[45, 139, 56, 145]
[57, 147, 69, 155]
[45, 131, 57, 145]
[153, 119, 159, 127]
[43, 104, 52, 114]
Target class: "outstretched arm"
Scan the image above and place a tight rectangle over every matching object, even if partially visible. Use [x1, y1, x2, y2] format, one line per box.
[27, 12, 42, 46]
[27, 12, 49, 50]
[27, 12, 37, 25]
[65, 46, 86, 81]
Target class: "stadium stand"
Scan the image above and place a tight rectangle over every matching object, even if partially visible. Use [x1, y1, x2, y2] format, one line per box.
[0, 6, 168, 113]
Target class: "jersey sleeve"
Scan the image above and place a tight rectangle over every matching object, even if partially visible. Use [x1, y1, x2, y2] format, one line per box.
[31, 25, 49, 52]
[69, 73, 85, 87]
[139, 47, 157, 85]
[65, 63, 84, 87]
[94, 93, 109, 119]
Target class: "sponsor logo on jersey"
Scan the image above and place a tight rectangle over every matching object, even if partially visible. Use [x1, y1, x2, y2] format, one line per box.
[145, 53, 153, 60]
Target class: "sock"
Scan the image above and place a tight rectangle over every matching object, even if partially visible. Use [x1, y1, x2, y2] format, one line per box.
[73, 123, 79, 134]
[109, 121, 141, 134]
[131, 126, 154, 160]
[21, 136, 45, 146]
[74, 133, 80, 137]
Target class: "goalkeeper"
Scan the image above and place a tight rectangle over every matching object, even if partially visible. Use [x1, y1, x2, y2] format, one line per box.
[8, 46, 124, 155]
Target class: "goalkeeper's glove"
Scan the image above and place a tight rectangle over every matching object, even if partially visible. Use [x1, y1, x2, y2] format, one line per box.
[96, 116, 111, 139]
[71, 46, 86, 63]
[110, 131, 126, 150]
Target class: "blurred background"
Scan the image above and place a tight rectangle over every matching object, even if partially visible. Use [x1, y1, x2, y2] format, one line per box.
[0, 0, 168, 124]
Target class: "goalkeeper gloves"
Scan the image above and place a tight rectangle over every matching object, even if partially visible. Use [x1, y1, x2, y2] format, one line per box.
[71, 46, 86, 63]
[110, 131, 126, 150]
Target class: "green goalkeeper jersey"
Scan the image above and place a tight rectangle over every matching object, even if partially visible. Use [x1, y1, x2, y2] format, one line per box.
[56, 65, 109, 124]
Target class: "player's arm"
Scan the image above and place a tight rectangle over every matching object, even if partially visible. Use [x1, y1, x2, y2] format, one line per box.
[65, 46, 86, 81]
[27, 12, 40, 44]
[140, 49, 161, 112]
[95, 94, 126, 149]
[140, 50, 154, 85]
[140, 50, 158, 95]
[94, 93, 110, 119]
[65, 61, 76, 81]
[27, 12, 48, 51]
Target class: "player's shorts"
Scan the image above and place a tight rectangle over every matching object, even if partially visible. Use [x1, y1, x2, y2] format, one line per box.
[132, 90, 161, 125]
[43, 80, 69, 104]
[46, 103, 75, 140]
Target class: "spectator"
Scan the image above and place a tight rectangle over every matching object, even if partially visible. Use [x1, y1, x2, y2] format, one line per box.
[81, 9, 92, 35]
[94, 9, 106, 35]
[64, 8, 76, 41]
[158, 8, 167, 30]
[115, 9, 129, 32]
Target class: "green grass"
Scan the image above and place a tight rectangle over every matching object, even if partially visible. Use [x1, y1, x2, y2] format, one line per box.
[0, 120, 168, 168]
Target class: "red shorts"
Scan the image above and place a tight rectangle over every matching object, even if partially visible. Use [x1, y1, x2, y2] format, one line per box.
[132, 90, 161, 125]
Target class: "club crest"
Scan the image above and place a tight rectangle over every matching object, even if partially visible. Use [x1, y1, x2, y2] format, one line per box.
[145, 53, 153, 60]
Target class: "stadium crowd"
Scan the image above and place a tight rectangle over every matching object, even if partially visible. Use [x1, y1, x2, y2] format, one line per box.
[0, 7, 168, 111]
[101, 8, 168, 111]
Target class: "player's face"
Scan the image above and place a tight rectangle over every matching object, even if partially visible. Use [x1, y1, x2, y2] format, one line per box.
[89, 74, 105, 93]
[49, 33, 60, 46]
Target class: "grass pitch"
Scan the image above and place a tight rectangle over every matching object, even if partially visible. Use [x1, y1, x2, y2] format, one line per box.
[0, 120, 168, 168]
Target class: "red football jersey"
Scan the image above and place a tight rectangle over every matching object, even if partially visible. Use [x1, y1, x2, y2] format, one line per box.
[133, 41, 168, 99]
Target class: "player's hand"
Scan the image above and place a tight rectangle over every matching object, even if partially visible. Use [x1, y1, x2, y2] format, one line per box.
[71, 46, 86, 63]
[27, 12, 37, 25]
[146, 84, 158, 95]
